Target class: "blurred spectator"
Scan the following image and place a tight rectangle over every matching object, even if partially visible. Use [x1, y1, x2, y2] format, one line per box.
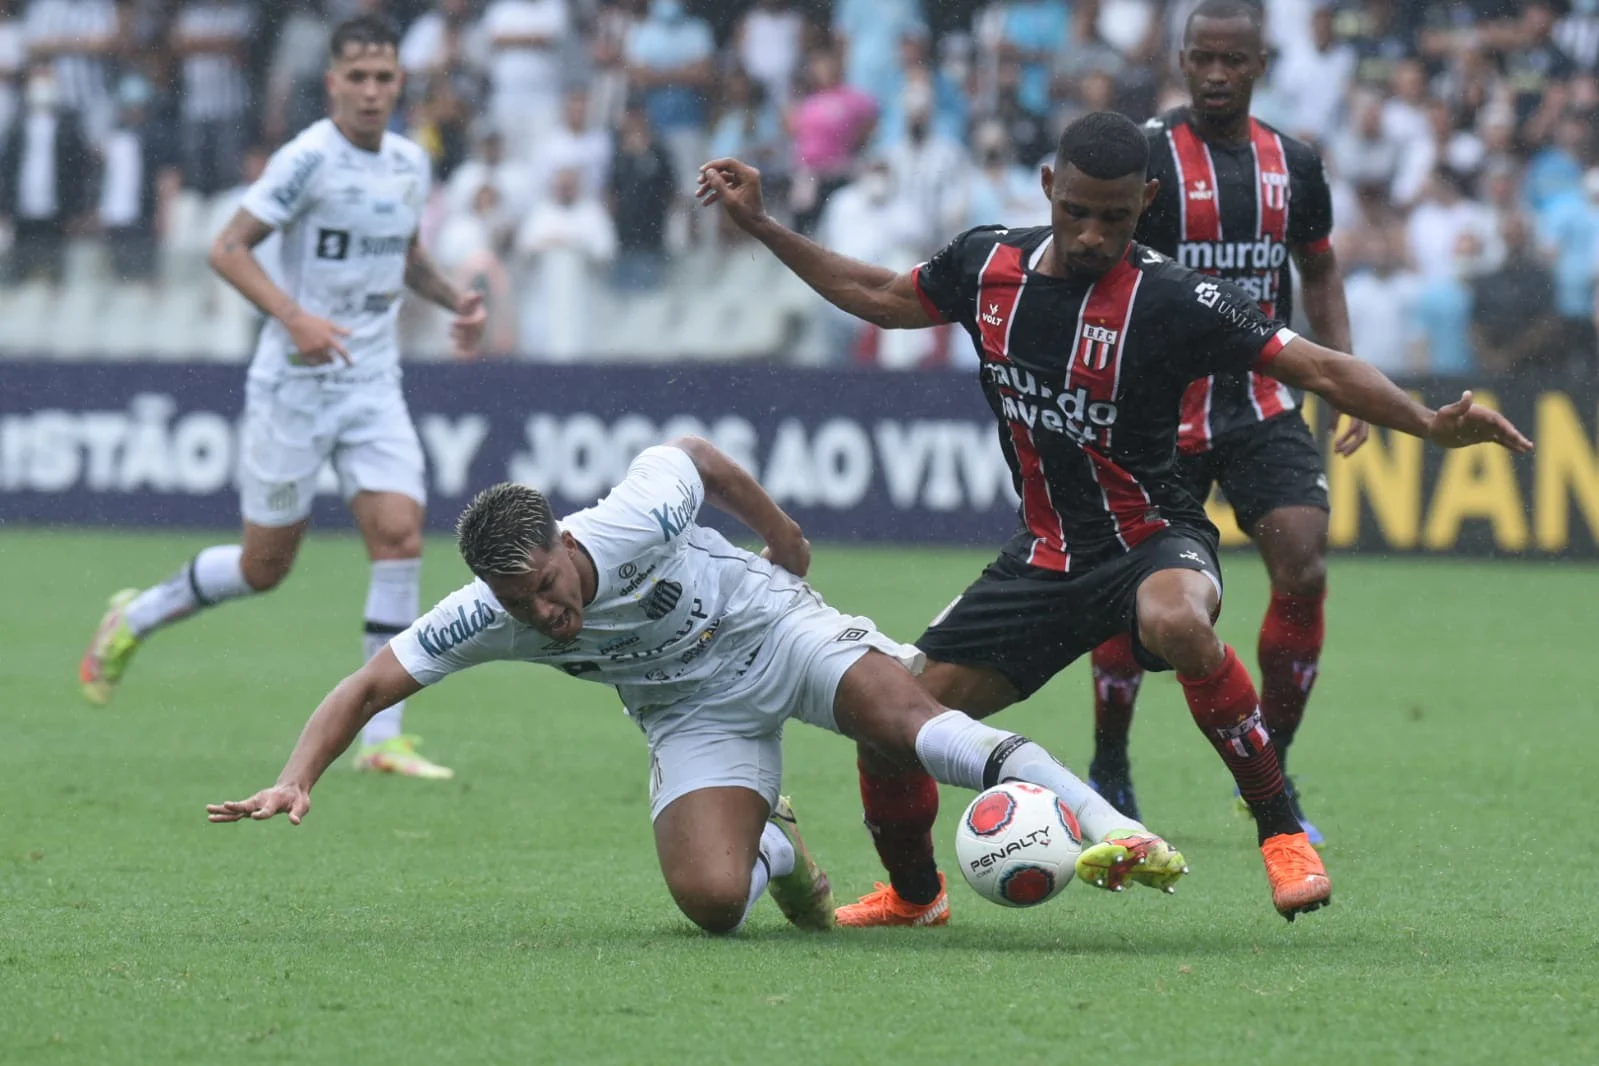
[1413, 231, 1482, 376]
[264, 0, 331, 145]
[1408, 168, 1497, 281]
[1347, 0, 1414, 90]
[1557, 0, 1599, 75]
[1524, 112, 1590, 215]
[787, 49, 876, 234]
[1095, 0, 1163, 67]
[1272, 3, 1357, 146]
[987, 60, 1053, 168]
[624, 0, 714, 191]
[0, 0, 22, 146]
[23, 0, 120, 146]
[436, 183, 516, 354]
[1471, 212, 1561, 376]
[172, 0, 255, 197]
[483, 0, 571, 160]
[982, 0, 1069, 119]
[538, 87, 613, 199]
[965, 120, 1048, 229]
[446, 128, 535, 247]
[1344, 229, 1425, 374]
[1383, 60, 1436, 207]
[407, 68, 475, 181]
[707, 67, 785, 185]
[400, 0, 487, 79]
[99, 73, 179, 282]
[735, 0, 802, 108]
[515, 166, 617, 360]
[833, 0, 923, 111]
[1330, 91, 1403, 200]
[1426, 97, 1486, 182]
[1504, 1, 1575, 130]
[884, 85, 971, 244]
[589, 0, 643, 130]
[877, 25, 967, 149]
[816, 156, 927, 366]
[1537, 167, 1599, 371]
[608, 105, 674, 290]
[0, 64, 90, 285]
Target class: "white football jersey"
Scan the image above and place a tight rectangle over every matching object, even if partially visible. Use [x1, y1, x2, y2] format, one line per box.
[390, 446, 818, 715]
[239, 119, 431, 382]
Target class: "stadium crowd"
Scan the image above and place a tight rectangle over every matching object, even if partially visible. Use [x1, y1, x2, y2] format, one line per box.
[0, 0, 1595, 374]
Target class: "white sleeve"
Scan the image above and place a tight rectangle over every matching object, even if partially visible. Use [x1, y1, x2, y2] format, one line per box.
[238, 135, 326, 229]
[564, 445, 706, 563]
[389, 582, 510, 686]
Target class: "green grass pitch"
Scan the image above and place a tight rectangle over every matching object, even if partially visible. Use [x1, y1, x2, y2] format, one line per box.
[2, 529, 1596, 1064]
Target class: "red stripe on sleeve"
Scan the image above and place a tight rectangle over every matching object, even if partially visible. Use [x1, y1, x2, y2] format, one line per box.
[910, 265, 949, 324]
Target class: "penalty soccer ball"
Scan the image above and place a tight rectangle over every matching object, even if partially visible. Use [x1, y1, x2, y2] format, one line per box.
[954, 782, 1084, 907]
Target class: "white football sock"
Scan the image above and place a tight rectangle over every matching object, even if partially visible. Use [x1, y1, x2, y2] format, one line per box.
[124, 545, 254, 639]
[360, 558, 421, 747]
[734, 822, 796, 931]
[913, 709, 1146, 843]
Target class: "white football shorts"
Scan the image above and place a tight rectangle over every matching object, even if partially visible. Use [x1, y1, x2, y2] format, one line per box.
[239, 368, 426, 527]
[640, 597, 925, 820]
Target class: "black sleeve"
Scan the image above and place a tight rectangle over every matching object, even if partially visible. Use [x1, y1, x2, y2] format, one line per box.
[912, 226, 1001, 327]
[1153, 268, 1294, 381]
[1287, 144, 1334, 250]
[1134, 121, 1177, 252]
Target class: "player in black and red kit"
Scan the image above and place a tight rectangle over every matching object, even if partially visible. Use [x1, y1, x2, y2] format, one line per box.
[1087, 0, 1365, 844]
[698, 113, 1530, 923]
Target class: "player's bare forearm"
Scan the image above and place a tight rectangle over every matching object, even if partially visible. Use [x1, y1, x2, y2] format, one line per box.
[1294, 246, 1353, 354]
[277, 650, 421, 792]
[746, 216, 933, 329]
[405, 241, 466, 313]
[672, 435, 803, 550]
[1267, 338, 1432, 438]
[210, 209, 300, 322]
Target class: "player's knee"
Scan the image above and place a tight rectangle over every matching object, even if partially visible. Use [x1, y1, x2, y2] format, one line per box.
[670, 874, 750, 935]
[240, 553, 293, 592]
[1269, 552, 1326, 598]
[369, 524, 423, 561]
[1139, 600, 1218, 670]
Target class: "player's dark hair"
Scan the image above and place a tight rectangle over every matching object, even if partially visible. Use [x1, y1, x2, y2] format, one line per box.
[456, 484, 559, 577]
[1185, 0, 1265, 45]
[1055, 111, 1149, 181]
[329, 15, 399, 61]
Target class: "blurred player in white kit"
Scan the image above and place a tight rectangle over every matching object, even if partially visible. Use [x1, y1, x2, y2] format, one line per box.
[79, 16, 486, 780]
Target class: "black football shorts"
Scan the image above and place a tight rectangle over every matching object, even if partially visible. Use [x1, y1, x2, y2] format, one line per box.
[1178, 411, 1329, 535]
[916, 528, 1222, 698]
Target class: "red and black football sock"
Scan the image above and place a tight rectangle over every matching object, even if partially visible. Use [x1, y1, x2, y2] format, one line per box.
[1257, 590, 1325, 771]
[1180, 645, 1301, 843]
[1090, 634, 1144, 771]
[858, 758, 942, 905]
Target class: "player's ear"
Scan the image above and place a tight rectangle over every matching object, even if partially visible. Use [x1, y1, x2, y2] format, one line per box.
[1143, 178, 1160, 210]
[1040, 164, 1055, 202]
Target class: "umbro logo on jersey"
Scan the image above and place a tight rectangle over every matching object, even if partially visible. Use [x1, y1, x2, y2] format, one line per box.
[1188, 180, 1214, 201]
[980, 303, 1005, 327]
[316, 228, 351, 260]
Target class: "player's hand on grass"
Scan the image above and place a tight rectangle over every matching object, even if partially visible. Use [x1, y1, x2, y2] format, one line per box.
[207, 784, 311, 825]
[451, 291, 487, 358]
[1426, 391, 1534, 453]
[283, 308, 352, 367]
[1329, 411, 1369, 457]
[696, 158, 766, 231]
[761, 531, 812, 578]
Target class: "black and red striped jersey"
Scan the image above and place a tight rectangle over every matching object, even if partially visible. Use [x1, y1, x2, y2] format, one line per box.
[1138, 108, 1334, 453]
[913, 225, 1296, 572]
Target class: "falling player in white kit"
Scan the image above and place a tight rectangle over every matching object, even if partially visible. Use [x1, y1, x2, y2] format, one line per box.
[79, 17, 485, 780]
[207, 437, 1191, 934]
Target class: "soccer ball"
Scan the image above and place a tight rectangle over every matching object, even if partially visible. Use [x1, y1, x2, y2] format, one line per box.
[954, 782, 1083, 907]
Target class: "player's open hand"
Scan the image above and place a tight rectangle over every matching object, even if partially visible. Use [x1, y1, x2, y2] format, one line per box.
[451, 290, 487, 358]
[696, 158, 766, 232]
[207, 784, 311, 825]
[1329, 411, 1370, 457]
[1426, 391, 1534, 453]
[284, 308, 352, 367]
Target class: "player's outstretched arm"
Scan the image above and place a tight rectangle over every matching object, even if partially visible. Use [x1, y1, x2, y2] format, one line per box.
[671, 435, 811, 577]
[210, 208, 352, 366]
[405, 235, 486, 357]
[695, 158, 936, 330]
[1292, 243, 1369, 456]
[205, 647, 423, 825]
[1265, 337, 1534, 453]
